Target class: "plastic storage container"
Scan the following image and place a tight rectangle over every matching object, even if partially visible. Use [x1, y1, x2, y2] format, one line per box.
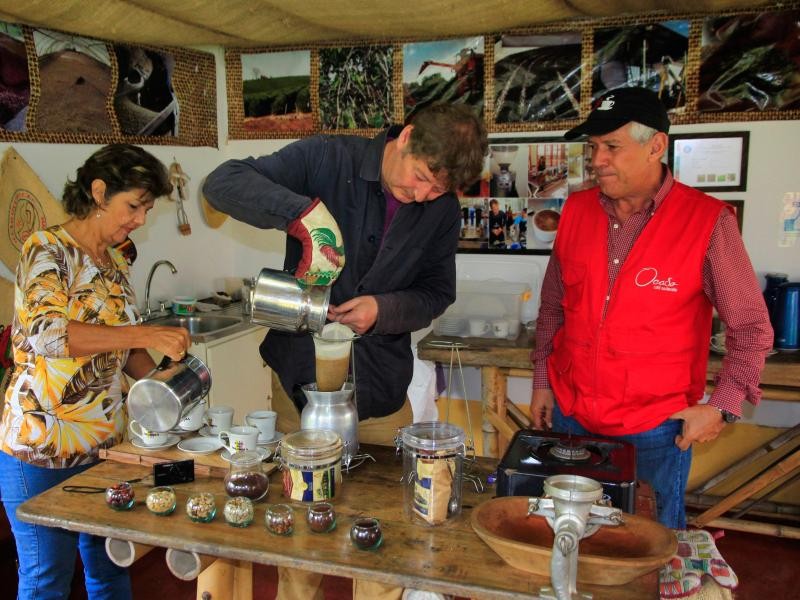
[172, 296, 197, 315]
[397, 421, 465, 526]
[432, 279, 531, 339]
[276, 429, 343, 502]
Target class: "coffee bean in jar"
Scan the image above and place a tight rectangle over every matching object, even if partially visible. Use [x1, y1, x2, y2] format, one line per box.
[224, 450, 269, 501]
[265, 504, 294, 535]
[105, 482, 135, 511]
[306, 501, 336, 533]
[146, 486, 176, 516]
[224, 496, 254, 527]
[186, 492, 216, 522]
[350, 517, 383, 551]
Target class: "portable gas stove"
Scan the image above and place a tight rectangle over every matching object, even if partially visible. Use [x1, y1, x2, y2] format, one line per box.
[496, 429, 637, 513]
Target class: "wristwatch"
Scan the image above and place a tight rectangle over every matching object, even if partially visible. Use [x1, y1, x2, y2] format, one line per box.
[715, 407, 739, 423]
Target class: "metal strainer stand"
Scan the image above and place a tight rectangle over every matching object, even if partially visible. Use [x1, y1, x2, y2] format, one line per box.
[342, 337, 375, 472]
[428, 340, 484, 494]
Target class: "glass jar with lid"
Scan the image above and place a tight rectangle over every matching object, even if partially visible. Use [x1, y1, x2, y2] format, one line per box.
[276, 429, 343, 502]
[397, 421, 465, 526]
[224, 450, 269, 500]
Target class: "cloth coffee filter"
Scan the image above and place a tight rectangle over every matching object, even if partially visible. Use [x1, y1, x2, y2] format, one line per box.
[0, 147, 68, 272]
[313, 322, 355, 359]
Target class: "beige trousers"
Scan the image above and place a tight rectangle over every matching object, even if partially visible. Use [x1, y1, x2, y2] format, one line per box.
[272, 376, 412, 600]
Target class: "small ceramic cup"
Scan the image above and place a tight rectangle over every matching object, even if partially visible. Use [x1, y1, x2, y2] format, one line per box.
[128, 420, 168, 446]
[205, 406, 234, 435]
[218, 425, 259, 454]
[245, 410, 277, 443]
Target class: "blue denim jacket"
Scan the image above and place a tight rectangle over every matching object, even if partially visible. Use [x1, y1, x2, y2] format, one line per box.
[204, 127, 459, 418]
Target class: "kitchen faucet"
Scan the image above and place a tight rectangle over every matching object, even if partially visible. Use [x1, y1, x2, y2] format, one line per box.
[144, 259, 177, 320]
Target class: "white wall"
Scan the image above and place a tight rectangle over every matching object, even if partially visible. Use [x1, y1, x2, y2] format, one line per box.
[2, 46, 798, 415]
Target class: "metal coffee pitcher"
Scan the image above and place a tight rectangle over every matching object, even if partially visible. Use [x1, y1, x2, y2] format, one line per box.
[250, 268, 331, 334]
[300, 382, 358, 464]
[127, 354, 212, 432]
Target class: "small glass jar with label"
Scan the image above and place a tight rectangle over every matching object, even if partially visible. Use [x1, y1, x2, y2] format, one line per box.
[265, 504, 294, 535]
[186, 492, 217, 522]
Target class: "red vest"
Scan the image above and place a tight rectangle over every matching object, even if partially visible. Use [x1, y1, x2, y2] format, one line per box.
[547, 182, 727, 435]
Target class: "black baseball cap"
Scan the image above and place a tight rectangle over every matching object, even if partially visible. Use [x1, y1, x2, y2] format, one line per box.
[564, 87, 670, 140]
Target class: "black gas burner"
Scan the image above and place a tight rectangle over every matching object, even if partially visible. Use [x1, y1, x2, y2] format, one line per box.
[545, 439, 593, 463]
[496, 429, 637, 513]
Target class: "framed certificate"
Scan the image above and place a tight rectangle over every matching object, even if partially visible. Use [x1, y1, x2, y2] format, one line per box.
[668, 132, 749, 192]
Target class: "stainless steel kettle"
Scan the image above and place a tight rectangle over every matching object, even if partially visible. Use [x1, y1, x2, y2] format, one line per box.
[300, 382, 358, 464]
[250, 268, 330, 334]
[127, 354, 212, 432]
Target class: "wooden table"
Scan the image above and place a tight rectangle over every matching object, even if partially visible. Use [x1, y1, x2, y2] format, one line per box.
[418, 331, 800, 459]
[17, 445, 659, 600]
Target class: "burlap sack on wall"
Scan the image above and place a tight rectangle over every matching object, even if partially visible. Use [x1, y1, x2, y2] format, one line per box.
[0, 147, 68, 272]
[0, 276, 13, 327]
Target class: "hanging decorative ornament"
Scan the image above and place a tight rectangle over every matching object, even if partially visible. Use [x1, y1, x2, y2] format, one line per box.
[169, 159, 191, 236]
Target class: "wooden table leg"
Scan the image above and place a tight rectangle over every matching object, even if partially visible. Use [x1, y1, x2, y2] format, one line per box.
[196, 557, 252, 600]
[481, 366, 508, 458]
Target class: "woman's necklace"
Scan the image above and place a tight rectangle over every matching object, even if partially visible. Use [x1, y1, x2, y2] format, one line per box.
[63, 221, 111, 268]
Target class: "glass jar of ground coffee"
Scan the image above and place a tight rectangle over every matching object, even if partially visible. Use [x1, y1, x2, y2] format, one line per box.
[224, 450, 269, 501]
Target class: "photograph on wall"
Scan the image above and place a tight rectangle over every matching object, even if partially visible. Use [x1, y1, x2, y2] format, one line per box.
[592, 20, 689, 110]
[113, 45, 178, 136]
[699, 10, 800, 113]
[403, 37, 484, 121]
[32, 29, 113, 134]
[493, 32, 582, 124]
[458, 137, 591, 254]
[319, 45, 392, 130]
[0, 22, 29, 132]
[241, 50, 311, 133]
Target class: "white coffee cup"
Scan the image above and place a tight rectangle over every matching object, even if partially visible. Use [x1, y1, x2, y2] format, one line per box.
[469, 318, 489, 337]
[128, 420, 169, 446]
[532, 209, 560, 243]
[205, 406, 234, 434]
[178, 401, 207, 431]
[492, 319, 509, 338]
[246, 410, 277, 443]
[218, 425, 260, 454]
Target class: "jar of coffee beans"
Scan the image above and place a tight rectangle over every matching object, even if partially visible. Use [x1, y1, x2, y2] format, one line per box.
[265, 504, 294, 535]
[105, 482, 135, 510]
[350, 517, 383, 550]
[146, 486, 177, 516]
[224, 451, 269, 501]
[306, 501, 336, 533]
[224, 496, 254, 527]
[186, 492, 216, 522]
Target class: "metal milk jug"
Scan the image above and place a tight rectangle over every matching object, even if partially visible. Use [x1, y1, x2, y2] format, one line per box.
[300, 382, 358, 464]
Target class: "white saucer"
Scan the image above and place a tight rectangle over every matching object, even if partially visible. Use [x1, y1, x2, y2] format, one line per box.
[177, 437, 224, 455]
[220, 447, 270, 462]
[257, 431, 283, 446]
[198, 425, 218, 438]
[131, 434, 180, 451]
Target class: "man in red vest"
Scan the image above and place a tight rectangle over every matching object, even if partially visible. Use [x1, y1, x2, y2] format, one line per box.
[529, 87, 773, 528]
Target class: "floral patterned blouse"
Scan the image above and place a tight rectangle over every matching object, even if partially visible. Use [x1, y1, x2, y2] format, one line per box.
[1, 225, 141, 468]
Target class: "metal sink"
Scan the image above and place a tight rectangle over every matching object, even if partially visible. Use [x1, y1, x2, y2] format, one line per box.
[146, 314, 248, 342]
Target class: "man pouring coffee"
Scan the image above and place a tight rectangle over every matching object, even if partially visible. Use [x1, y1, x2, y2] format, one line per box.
[529, 87, 772, 529]
[204, 103, 487, 599]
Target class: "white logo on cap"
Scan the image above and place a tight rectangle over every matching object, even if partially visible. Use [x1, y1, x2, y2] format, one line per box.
[598, 95, 615, 111]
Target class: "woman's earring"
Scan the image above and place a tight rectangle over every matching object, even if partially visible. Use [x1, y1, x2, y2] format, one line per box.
[96, 210, 101, 219]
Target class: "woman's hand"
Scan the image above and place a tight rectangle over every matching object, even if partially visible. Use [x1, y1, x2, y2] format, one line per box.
[143, 325, 191, 361]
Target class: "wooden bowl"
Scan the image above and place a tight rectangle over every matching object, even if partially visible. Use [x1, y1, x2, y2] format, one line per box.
[471, 496, 677, 586]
